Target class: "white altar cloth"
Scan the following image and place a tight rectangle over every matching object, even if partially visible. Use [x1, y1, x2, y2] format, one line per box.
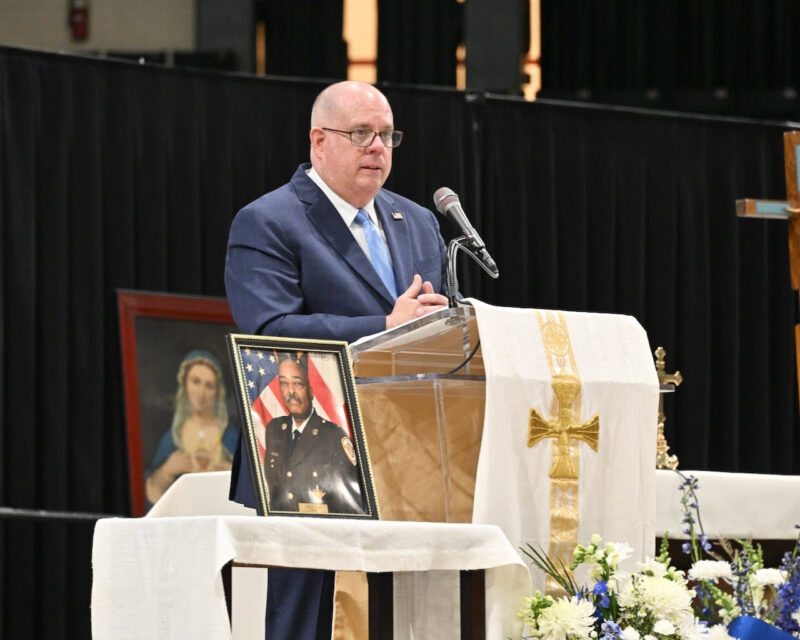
[470, 301, 660, 579]
[91, 515, 530, 640]
[655, 469, 800, 540]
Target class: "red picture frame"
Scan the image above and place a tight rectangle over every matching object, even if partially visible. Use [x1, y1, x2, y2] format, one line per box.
[118, 290, 238, 516]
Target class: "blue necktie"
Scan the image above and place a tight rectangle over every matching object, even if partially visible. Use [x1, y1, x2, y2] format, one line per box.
[355, 209, 397, 299]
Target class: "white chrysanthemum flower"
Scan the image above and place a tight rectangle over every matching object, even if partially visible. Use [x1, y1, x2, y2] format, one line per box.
[643, 635, 657, 640]
[535, 596, 596, 640]
[652, 619, 675, 635]
[606, 542, 634, 568]
[688, 560, 733, 582]
[620, 628, 640, 640]
[750, 568, 785, 587]
[706, 624, 738, 640]
[619, 574, 695, 619]
[678, 618, 710, 640]
[638, 557, 668, 578]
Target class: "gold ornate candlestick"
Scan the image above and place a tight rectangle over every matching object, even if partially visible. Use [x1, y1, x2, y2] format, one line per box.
[654, 346, 682, 469]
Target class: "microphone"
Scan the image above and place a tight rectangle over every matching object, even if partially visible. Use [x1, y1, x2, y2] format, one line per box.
[433, 187, 499, 277]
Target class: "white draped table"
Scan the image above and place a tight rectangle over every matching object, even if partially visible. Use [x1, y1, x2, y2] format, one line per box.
[655, 469, 800, 540]
[91, 513, 530, 640]
[91, 466, 800, 639]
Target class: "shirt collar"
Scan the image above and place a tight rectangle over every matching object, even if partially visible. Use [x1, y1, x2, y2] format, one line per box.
[292, 408, 314, 435]
[306, 166, 378, 226]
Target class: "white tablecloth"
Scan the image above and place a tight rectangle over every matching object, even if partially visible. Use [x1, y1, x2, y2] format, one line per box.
[147, 469, 800, 541]
[655, 469, 800, 540]
[91, 515, 530, 640]
[94, 466, 800, 638]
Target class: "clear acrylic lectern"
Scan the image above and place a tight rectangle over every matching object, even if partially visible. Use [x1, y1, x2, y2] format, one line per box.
[349, 306, 485, 523]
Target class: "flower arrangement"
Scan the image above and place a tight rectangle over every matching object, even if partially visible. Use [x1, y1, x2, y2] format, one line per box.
[519, 533, 710, 639]
[517, 472, 800, 640]
[677, 473, 800, 639]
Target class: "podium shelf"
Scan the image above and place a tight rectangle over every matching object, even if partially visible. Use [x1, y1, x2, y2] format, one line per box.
[350, 306, 483, 378]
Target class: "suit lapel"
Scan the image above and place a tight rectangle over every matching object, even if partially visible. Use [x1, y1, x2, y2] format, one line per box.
[375, 192, 414, 295]
[294, 166, 398, 306]
[268, 421, 292, 471]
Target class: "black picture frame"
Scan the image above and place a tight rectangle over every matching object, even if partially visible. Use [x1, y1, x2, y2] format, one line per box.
[226, 333, 379, 519]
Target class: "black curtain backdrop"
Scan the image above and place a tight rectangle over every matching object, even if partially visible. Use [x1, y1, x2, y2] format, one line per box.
[259, 0, 348, 79]
[377, 0, 462, 86]
[1, 46, 798, 637]
[540, 0, 800, 119]
[541, 0, 800, 91]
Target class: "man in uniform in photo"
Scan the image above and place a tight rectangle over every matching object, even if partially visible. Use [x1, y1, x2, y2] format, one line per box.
[263, 353, 363, 514]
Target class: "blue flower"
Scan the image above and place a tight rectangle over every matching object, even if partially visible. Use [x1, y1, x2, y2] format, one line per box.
[599, 620, 623, 639]
[593, 581, 608, 595]
[591, 581, 611, 610]
[773, 536, 800, 634]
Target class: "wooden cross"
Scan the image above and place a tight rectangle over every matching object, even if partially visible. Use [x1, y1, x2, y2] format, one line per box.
[736, 130, 800, 407]
[528, 373, 600, 479]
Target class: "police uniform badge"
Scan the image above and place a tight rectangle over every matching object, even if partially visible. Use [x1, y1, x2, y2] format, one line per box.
[341, 436, 357, 466]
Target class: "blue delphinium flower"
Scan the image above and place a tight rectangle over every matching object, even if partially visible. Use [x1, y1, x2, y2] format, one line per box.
[599, 620, 623, 639]
[593, 580, 611, 609]
[773, 528, 800, 634]
[731, 554, 755, 617]
[677, 472, 709, 562]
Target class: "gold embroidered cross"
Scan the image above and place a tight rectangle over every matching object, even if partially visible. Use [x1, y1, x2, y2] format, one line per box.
[528, 373, 600, 479]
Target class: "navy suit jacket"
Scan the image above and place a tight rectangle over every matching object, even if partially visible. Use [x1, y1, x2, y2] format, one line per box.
[225, 163, 448, 344]
[225, 163, 448, 505]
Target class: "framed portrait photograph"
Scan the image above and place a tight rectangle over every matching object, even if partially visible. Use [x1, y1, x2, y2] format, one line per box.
[226, 334, 379, 519]
[118, 290, 240, 516]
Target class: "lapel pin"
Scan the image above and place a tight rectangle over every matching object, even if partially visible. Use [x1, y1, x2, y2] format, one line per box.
[391, 212, 403, 220]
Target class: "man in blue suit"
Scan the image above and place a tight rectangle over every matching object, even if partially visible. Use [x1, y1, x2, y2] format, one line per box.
[225, 80, 449, 639]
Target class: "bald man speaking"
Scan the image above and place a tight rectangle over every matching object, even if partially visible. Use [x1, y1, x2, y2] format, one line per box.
[225, 81, 449, 639]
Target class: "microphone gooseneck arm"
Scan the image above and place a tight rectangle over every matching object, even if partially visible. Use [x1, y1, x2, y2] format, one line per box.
[446, 236, 499, 308]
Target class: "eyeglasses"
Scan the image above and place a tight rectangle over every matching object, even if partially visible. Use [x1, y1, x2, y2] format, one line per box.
[322, 127, 403, 148]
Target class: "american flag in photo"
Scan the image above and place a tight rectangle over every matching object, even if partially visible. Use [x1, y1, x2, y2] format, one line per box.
[239, 348, 352, 461]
